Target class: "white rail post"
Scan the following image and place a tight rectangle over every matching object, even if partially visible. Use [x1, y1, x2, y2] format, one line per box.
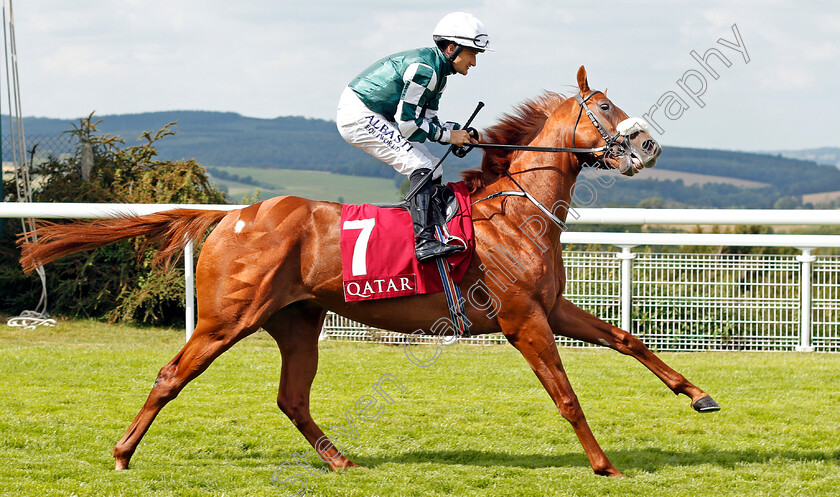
[795, 247, 816, 352]
[616, 245, 637, 332]
[184, 240, 196, 342]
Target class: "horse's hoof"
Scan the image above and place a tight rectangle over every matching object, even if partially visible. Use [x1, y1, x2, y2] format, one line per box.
[692, 395, 721, 412]
[114, 449, 132, 470]
[330, 460, 366, 472]
[594, 467, 625, 477]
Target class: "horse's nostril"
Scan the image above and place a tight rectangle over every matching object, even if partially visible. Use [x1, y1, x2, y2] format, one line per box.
[642, 140, 656, 153]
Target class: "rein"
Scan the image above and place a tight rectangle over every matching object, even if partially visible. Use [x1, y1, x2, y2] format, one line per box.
[467, 142, 606, 154]
[457, 91, 617, 162]
[469, 90, 617, 230]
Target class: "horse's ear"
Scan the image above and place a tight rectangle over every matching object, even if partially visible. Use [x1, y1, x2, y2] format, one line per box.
[577, 65, 590, 93]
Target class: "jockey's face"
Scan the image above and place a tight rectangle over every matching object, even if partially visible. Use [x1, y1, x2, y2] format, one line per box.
[447, 46, 480, 76]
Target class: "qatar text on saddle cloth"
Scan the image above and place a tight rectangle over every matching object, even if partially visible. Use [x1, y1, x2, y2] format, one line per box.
[339, 182, 475, 302]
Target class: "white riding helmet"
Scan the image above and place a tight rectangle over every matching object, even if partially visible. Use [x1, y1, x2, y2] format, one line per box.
[432, 12, 491, 52]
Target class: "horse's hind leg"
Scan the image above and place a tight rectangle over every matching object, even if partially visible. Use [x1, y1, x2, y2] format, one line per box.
[549, 296, 720, 412]
[263, 302, 361, 471]
[112, 319, 259, 470]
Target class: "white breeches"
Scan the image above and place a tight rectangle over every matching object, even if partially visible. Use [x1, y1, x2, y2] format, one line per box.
[336, 86, 442, 180]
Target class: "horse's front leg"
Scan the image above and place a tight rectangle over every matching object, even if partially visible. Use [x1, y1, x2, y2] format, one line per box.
[548, 296, 720, 412]
[501, 313, 623, 477]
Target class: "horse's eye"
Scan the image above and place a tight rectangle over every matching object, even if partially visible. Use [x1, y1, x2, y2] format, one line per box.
[600, 103, 610, 111]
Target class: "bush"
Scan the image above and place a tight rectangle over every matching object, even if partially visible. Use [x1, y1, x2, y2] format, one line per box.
[1, 114, 228, 326]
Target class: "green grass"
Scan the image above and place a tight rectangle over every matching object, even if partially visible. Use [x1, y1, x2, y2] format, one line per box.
[207, 167, 400, 205]
[2, 321, 840, 496]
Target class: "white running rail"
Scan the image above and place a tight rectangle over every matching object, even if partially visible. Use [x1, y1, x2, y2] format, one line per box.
[2, 203, 838, 350]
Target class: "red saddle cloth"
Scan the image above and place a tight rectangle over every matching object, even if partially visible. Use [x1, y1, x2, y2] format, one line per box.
[340, 181, 474, 302]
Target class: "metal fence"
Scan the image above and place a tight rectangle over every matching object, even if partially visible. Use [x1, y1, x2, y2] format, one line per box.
[2, 134, 77, 165]
[813, 257, 840, 351]
[322, 249, 840, 352]
[631, 252, 801, 351]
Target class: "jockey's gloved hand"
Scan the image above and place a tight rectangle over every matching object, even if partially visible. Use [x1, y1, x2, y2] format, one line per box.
[452, 127, 479, 158]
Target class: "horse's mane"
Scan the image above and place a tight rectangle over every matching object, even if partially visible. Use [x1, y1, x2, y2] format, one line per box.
[461, 92, 567, 194]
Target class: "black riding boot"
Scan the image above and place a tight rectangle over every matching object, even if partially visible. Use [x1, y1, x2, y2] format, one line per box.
[408, 169, 464, 262]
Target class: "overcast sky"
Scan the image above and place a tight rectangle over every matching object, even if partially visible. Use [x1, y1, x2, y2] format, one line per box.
[6, 0, 839, 151]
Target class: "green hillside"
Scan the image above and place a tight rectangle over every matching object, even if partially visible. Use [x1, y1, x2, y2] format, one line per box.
[774, 147, 840, 168]
[648, 146, 840, 197]
[207, 167, 400, 204]
[581, 147, 840, 208]
[5, 111, 482, 182]
[6, 111, 840, 208]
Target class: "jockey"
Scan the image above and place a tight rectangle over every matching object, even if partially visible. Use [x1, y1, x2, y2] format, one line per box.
[336, 12, 489, 262]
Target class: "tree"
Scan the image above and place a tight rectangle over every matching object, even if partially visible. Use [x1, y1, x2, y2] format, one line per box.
[0, 114, 229, 326]
[773, 196, 801, 209]
[637, 196, 665, 209]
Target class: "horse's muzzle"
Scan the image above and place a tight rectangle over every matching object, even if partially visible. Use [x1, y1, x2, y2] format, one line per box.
[613, 118, 661, 176]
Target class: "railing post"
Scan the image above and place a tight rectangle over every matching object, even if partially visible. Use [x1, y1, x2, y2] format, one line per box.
[80, 139, 93, 181]
[616, 245, 637, 332]
[795, 247, 816, 352]
[184, 239, 196, 342]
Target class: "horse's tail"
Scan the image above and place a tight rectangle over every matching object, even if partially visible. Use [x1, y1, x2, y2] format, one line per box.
[18, 208, 231, 274]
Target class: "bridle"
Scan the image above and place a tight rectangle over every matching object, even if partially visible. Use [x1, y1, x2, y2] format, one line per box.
[572, 91, 630, 169]
[470, 90, 632, 228]
[461, 90, 626, 170]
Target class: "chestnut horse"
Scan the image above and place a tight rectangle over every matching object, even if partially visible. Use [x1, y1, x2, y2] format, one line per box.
[20, 67, 719, 477]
